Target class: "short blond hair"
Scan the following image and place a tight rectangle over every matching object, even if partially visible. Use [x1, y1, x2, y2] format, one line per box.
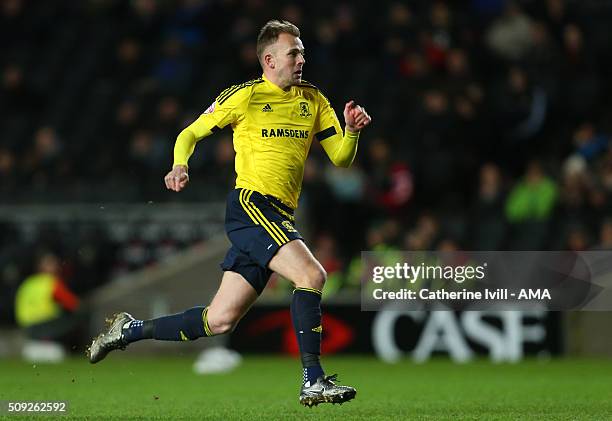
[256, 20, 300, 61]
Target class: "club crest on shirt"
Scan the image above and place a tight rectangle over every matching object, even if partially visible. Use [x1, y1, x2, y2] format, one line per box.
[203, 101, 216, 114]
[282, 220, 297, 232]
[298, 101, 312, 118]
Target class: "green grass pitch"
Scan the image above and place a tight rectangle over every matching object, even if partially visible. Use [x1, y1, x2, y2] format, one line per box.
[1, 356, 611, 420]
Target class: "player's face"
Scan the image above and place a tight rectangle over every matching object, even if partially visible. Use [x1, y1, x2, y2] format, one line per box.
[273, 33, 305, 87]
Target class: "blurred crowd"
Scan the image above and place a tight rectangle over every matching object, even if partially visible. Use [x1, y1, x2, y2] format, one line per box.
[2, 0, 612, 309]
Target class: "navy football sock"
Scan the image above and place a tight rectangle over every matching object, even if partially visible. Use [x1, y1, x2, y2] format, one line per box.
[122, 306, 213, 343]
[291, 288, 324, 385]
[121, 319, 148, 342]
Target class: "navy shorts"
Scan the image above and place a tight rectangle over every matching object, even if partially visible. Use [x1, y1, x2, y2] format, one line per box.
[221, 188, 303, 294]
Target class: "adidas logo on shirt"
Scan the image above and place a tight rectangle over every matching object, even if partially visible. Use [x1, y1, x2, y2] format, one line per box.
[262, 103, 273, 112]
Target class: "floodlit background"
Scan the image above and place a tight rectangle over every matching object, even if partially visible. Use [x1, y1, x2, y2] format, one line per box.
[1, 1, 612, 419]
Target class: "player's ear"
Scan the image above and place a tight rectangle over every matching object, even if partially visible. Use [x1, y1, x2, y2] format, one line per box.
[264, 52, 275, 69]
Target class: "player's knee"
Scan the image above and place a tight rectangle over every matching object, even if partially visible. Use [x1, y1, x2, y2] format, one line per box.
[296, 265, 327, 291]
[212, 321, 235, 335]
[207, 311, 239, 335]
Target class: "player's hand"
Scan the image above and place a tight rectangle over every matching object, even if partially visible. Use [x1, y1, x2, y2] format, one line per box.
[344, 100, 372, 133]
[164, 165, 190, 192]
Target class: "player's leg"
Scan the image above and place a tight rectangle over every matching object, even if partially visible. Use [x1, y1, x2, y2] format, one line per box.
[227, 188, 355, 405]
[269, 240, 325, 383]
[269, 239, 326, 290]
[87, 270, 258, 363]
[124, 270, 258, 340]
[268, 240, 356, 406]
[205, 271, 259, 334]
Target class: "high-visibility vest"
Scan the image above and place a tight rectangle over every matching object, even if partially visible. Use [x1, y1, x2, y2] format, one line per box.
[15, 273, 62, 327]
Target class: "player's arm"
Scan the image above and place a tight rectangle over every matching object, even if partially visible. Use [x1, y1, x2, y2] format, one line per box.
[166, 89, 246, 191]
[316, 96, 372, 168]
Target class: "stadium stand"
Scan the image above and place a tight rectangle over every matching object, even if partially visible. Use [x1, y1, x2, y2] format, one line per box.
[2, 0, 612, 324]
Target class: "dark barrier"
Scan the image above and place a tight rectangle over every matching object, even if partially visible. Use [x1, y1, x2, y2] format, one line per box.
[230, 305, 562, 362]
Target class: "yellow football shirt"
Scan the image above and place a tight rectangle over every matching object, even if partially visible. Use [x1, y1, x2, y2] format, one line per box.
[173, 74, 359, 209]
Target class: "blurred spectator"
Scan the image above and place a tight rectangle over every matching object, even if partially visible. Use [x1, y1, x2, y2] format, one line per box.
[154, 96, 181, 138]
[366, 137, 413, 217]
[544, 0, 571, 41]
[23, 127, 67, 188]
[301, 158, 335, 236]
[437, 238, 460, 252]
[560, 23, 601, 119]
[209, 135, 237, 188]
[153, 36, 192, 94]
[594, 148, 612, 216]
[0, 148, 17, 194]
[129, 129, 166, 172]
[164, 0, 207, 47]
[572, 122, 609, 162]
[324, 160, 369, 258]
[506, 161, 558, 249]
[281, 4, 303, 27]
[14, 252, 83, 362]
[486, 2, 533, 61]
[414, 88, 458, 206]
[1, 64, 40, 119]
[559, 154, 592, 217]
[111, 37, 146, 91]
[312, 233, 344, 295]
[127, 0, 163, 40]
[238, 40, 260, 76]
[597, 219, 612, 249]
[494, 66, 547, 144]
[526, 21, 561, 82]
[564, 225, 590, 252]
[506, 161, 557, 222]
[471, 163, 506, 250]
[403, 212, 440, 251]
